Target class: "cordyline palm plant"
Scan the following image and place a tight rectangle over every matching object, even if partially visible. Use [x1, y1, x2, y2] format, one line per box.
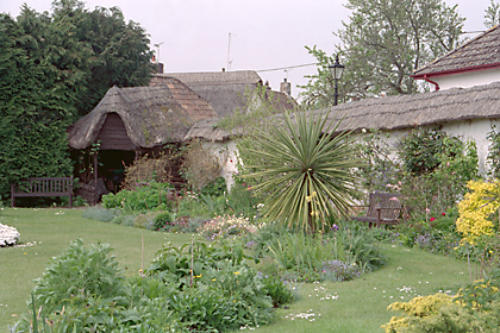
[240, 110, 360, 233]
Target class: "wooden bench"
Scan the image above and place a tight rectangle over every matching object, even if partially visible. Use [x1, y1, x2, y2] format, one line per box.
[353, 192, 402, 227]
[11, 177, 74, 208]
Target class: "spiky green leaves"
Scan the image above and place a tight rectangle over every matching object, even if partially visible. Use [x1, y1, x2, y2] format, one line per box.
[242, 111, 359, 233]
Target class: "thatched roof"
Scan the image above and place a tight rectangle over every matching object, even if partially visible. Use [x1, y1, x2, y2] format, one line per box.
[156, 71, 262, 118]
[184, 119, 240, 142]
[164, 70, 262, 85]
[186, 81, 500, 142]
[413, 25, 500, 78]
[313, 81, 500, 133]
[183, 87, 298, 142]
[68, 78, 216, 149]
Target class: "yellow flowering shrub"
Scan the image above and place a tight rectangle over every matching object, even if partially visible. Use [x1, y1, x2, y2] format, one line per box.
[456, 180, 500, 245]
[383, 271, 500, 333]
[383, 292, 500, 333]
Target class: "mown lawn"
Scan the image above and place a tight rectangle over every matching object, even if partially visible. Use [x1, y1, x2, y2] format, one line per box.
[0, 208, 473, 332]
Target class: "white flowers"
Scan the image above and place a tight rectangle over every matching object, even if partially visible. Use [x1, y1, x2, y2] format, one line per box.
[284, 309, 321, 322]
[0, 224, 20, 246]
[397, 286, 413, 293]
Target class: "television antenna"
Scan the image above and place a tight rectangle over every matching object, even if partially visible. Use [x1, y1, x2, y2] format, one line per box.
[226, 33, 232, 70]
[153, 42, 164, 62]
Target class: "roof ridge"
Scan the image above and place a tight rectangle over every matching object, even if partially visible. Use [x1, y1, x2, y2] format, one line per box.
[413, 25, 500, 76]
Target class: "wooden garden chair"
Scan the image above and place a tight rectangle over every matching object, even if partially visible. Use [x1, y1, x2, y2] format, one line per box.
[353, 192, 402, 227]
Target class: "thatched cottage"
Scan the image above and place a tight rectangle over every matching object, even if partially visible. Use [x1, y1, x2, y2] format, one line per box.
[68, 78, 216, 200]
[311, 81, 500, 174]
[152, 70, 297, 189]
[69, 70, 297, 197]
[291, 26, 500, 177]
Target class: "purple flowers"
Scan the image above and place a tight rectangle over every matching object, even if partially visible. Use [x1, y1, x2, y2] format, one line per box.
[330, 224, 339, 232]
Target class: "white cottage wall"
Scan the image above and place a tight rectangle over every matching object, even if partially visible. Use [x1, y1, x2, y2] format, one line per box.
[433, 68, 500, 91]
[201, 141, 240, 191]
[441, 119, 500, 175]
[360, 119, 499, 176]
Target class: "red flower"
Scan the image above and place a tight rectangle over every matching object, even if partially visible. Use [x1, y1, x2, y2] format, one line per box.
[441, 212, 446, 216]
[430, 217, 436, 222]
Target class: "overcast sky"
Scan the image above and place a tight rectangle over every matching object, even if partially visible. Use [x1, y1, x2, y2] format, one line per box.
[1, 0, 495, 98]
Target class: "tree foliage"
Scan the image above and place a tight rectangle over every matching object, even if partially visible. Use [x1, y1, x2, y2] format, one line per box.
[300, 0, 465, 108]
[51, 0, 153, 115]
[484, 0, 500, 28]
[0, 1, 152, 199]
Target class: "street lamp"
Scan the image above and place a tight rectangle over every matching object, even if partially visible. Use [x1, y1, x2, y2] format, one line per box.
[329, 54, 345, 106]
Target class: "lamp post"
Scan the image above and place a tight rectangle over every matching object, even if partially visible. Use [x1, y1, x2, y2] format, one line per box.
[329, 54, 345, 106]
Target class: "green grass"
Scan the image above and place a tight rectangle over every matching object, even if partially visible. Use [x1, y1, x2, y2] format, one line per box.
[0, 208, 474, 332]
[0, 208, 192, 332]
[252, 244, 472, 332]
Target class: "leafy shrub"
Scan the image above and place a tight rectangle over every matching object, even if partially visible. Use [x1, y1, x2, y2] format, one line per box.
[147, 241, 293, 330]
[226, 182, 258, 218]
[399, 128, 446, 175]
[82, 206, 119, 222]
[336, 224, 386, 271]
[242, 221, 285, 258]
[153, 211, 173, 230]
[176, 194, 212, 219]
[456, 179, 500, 245]
[16, 239, 125, 330]
[455, 267, 500, 310]
[198, 215, 258, 240]
[101, 181, 174, 212]
[266, 226, 384, 282]
[383, 270, 500, 333]
[198, 193, 228, 217]
[487, 125, 500, 178]
[17, 239, 293, 332]
[200, 176, 227, 197]
[260, 273, 295, 307]
[396, 129, 478, 219]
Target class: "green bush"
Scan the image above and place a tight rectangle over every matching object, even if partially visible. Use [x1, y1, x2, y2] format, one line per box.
[147, 241, 293, 330]
[16, 239, 294, 332]
[226, 182, 258, 218]
[383, 270, 500, 332]
[153, 211, 173, 230]
[266, 225, 384, 282]
[16, 239, 125, 331]
[176, 195, 212, 219]
[200, 176, 227, 197]
[487, 125, 500, 178]
[101, 182, 173, 212]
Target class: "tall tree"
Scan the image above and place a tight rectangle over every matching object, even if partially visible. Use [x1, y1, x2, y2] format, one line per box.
[484, 0, 500, 28]
[0, 1, 153, 199]
[51, 0, 153, 115]
[0, 11, 74, 197]
[300, 0, 465, 108]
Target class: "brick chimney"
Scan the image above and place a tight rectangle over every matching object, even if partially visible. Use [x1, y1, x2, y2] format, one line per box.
[280, 78, 291, 96]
